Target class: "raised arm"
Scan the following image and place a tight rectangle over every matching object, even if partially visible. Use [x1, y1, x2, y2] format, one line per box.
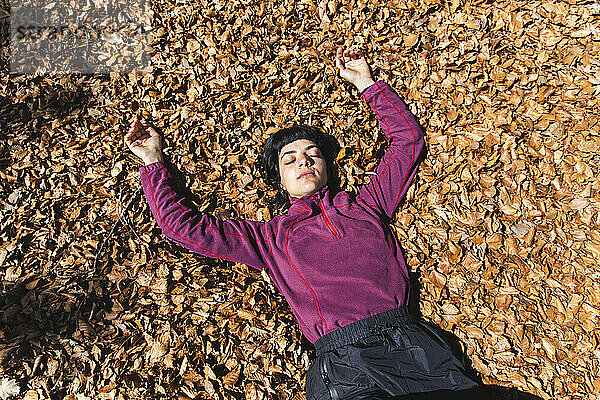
[356, 80, 425, 219]
[335, 47, 425, 219]
[125, 120, 273, 270]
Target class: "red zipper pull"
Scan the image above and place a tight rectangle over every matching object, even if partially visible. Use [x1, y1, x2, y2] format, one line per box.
[316, 198, 339, 237]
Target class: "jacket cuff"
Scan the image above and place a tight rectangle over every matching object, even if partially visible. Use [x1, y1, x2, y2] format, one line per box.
[139, 161, 165, 174]
[361, 79, 385, 97]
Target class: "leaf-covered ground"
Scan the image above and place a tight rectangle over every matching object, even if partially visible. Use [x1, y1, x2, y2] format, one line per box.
[1, 0, 600, 399]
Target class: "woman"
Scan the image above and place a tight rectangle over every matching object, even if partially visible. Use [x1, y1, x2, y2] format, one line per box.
[125, 47, 479, 399]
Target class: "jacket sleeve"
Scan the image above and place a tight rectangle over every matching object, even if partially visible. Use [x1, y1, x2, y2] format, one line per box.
[139, 161, 272, 270]
[356, 79, 425, 219]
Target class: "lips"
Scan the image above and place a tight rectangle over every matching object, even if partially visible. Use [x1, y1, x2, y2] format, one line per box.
[298, 170, 315, 179]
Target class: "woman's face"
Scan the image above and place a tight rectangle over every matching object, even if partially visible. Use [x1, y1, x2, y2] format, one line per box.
[278, 139, 328, 199]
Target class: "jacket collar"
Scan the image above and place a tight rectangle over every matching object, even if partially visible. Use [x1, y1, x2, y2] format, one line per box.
[287, 185, 331, 214]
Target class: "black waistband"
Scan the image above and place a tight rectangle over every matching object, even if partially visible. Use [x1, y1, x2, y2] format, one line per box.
[313, 307, 414, 355]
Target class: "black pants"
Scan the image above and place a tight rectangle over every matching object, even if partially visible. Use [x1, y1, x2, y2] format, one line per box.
[306, 308, 479, 400]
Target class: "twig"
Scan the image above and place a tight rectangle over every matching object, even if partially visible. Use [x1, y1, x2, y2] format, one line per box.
[91, 185, 141, 278]
[118, 188, 155, 265]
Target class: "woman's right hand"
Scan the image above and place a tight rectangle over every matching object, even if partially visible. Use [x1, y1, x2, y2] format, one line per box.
[124, 119, 165, 165]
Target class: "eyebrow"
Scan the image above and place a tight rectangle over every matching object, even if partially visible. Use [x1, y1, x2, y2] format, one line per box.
[280, 144, 319, 160]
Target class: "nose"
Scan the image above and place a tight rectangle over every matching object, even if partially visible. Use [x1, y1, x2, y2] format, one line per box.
[297, 152, 314, 167]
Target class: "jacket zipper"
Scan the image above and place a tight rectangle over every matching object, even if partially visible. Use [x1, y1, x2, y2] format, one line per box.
[314, 196, 339, 237]
[320, 356, 339, 400]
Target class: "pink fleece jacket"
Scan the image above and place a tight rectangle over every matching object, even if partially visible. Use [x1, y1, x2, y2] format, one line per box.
[139, 80, 425, 343]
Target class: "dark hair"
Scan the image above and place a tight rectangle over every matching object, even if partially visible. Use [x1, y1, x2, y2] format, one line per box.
[261, 125, 341, 215]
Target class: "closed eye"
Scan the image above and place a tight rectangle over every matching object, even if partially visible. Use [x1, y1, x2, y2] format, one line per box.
[282, 152, 320, 165]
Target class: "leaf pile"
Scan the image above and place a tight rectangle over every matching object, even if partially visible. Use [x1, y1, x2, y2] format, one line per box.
[1, 0, 600, 399]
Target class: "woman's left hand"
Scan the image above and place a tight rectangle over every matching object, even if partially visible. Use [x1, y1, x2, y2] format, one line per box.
[335, 46, 375, 92]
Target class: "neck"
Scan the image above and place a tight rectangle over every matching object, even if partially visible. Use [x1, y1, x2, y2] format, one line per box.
[287, 185, 330, 202]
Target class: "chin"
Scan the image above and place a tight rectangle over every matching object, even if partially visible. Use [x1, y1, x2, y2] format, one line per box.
[304, 183, 320, 192]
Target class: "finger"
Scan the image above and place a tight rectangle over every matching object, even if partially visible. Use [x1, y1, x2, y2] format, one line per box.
[126, 129, 139, 142]
[146, 126, 159, 137]
[125, 134, 141, 147]
[343, 49, 350, 62]
[127, 122, 137, 136]
[335, 53, 344, 70]
[131, 124, 143, 138]
[125, 127, 139, 142]
[335, 47, 344, 68]
[130, 118, 141, 132]
[133, 118, 144, 135]
[125, 138, 140, 150]
[136, 123, 152, 139]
